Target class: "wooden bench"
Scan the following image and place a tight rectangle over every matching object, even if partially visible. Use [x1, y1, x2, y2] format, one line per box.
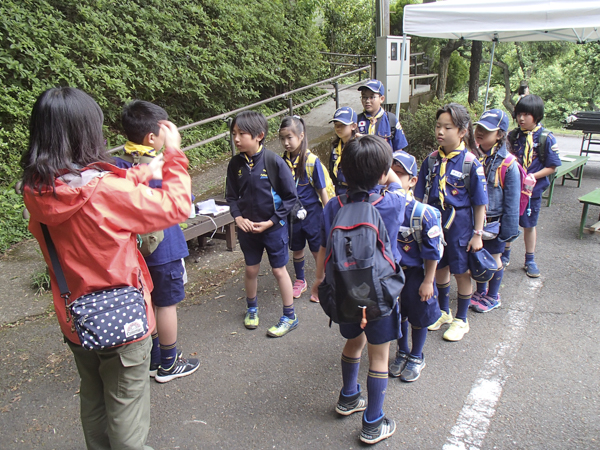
[543, 154, 589, 207]
[181, 203, 236, 251]
[578, 188, 600, 239]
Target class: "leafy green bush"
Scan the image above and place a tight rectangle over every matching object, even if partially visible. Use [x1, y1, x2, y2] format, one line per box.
[0, 186, 30, 252]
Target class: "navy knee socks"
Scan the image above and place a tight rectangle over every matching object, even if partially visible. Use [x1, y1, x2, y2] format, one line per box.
[437, 281, 451, 313]
[487, 267, 504, 299]
[365, 370, 388, 422]
[293, 256, 305, 281]
[341, 354, 361, 396]
[410, 327, 428, 359]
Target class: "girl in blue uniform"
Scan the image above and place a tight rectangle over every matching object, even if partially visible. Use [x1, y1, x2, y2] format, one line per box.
[279, 115, 332, 302]
[470, 109, 521, 313]
[414, 103, 488, 342]
[502, 95, 561, 277]
[328, 107, 358, 195]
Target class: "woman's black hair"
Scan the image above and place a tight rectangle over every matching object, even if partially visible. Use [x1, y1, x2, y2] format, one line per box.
[230, 111, 268, 145]
[21, 87, 110, 194]
[514, 94, 544, 124]
[436, 103, 480, 157]
[341, 135, 392, 191]
[279, 116, 308, 181]
[122, 100, 168, 144]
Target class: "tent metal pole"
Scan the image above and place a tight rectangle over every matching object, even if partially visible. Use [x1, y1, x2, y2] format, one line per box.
[483, 38, 497, 110]
[395, 33, 408, 117]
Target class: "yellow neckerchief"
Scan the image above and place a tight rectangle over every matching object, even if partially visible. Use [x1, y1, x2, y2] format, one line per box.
[365, 108, 385, 135]
[522, 125, 541, 169]
[438, 142, 466, 208]
[242, 145, 263, 168]
[333, 140, 343, 178]
[283, 150, 301, 179]
[124, 141, 156, 157]
[478, 143, 500, 185]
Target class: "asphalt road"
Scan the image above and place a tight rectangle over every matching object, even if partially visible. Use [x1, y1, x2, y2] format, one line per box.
[1, 130, 599, 449]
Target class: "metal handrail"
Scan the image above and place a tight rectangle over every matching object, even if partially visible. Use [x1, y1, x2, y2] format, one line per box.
[108, 65, 371, 154]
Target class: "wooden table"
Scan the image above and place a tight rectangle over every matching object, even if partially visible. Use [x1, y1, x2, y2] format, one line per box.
[182, 208, 236, 251]
[543, 154, 589, 207]
[578, 188, 600, 239]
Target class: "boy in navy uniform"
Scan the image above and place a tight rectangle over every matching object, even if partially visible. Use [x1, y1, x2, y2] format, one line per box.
[319, 135, 406, 444]
[225, 111, 299, 337]
[357, 79, 408, 151]
[502, 95, 561, 277]
[388, 151, 442, 382]
[114, 100, 199, 383]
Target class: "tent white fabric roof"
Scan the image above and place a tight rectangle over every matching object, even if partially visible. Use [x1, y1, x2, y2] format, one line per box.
[403, 0, 600, 43]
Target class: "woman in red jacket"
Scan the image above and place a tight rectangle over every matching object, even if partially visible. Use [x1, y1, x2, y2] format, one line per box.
[21, 87, 192, 450]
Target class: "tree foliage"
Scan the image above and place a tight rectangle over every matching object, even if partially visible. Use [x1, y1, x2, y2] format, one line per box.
[320, 0, 375, 55]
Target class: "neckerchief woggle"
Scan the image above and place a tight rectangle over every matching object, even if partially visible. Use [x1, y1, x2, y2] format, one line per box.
[365, 108, 387, 136]
[242, 145, 263, 168]
[522, 125, 541, 169]
[437, 142, 466, 209]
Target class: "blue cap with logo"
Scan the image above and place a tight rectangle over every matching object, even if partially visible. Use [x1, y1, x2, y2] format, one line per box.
[468, 248, 499, 283]
[329, 106, 357, 125]
[475, 109, 509, 132]
[358, 79, 385, 97]
[392, 150, 418, 177]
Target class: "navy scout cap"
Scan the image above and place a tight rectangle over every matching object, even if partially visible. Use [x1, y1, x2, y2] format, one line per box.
[475, 109, 509, 132]
[330, 106, 357, 125]
[358, 79, 385, 97]
[392, 150, 418, 177]
[468, 248, 498, 283]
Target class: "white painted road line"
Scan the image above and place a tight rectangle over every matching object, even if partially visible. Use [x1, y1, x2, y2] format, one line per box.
[443, 278, 543, 450]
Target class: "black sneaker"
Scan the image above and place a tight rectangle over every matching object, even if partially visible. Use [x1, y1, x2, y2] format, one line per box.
[149, 349, 182, 378]
[389, 350, 409, 378]
[335, 389, 367, 416]
[360, 415, 396, 444]
[155, 357, 199, 383]
[400, 354, 426, 382]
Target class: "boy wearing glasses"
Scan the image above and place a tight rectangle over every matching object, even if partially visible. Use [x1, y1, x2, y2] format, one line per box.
[357, 79, 408, 151]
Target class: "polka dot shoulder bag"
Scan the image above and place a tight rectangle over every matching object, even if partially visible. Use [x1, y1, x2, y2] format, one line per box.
[41, 224, 149, 350]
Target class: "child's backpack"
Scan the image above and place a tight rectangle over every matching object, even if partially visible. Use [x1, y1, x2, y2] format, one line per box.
[497, 154, 537, 216]
[406, 200, 445, 261]
[507, 128, 550, 164]
[305, 150, 336, 203]
[318, 193, 405, 326]
[423, 150, 476, 204]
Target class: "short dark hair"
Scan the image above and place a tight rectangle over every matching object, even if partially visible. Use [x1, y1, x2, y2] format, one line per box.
[21, 87, 110, 193]
[341, 135, 392, 191]
[121, 100, 168, 144]
[279, 115, 308, 180]
[231, 111, 268, 145]
[514, 94, 544, 124]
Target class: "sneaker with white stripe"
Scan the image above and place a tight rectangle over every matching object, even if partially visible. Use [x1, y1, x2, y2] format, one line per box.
[155, 357, 199, 383]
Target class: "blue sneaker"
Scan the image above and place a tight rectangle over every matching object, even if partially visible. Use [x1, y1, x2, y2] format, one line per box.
[471, 294, 501, 313]
[524, 261, 540, 278]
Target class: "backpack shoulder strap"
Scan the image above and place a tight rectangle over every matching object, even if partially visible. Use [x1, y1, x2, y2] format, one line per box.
[262, 149, 283, 194]
[538, 128, 549, 163]
[410, 201, 426, 251]
[498, 154, 517, 189]
[462, 151, 476, 196]
[423, 151, 439, 203]
[385, 111, 397, 140]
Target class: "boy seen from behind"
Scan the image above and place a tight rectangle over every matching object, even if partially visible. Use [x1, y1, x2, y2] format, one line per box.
[114, 100, 199, 383]
[318, 135, 406, 445]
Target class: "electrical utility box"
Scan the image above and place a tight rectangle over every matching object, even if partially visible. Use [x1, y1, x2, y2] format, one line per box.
[376, 36, 411, 105]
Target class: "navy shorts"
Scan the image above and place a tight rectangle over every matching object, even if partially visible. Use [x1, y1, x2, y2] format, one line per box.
[238, 225, 289, 268]
[483, 236, 506, 255]
[339, 302, 401, 345]
[400, 266, 441, 328]
[436, 207, 470, 274]
[290, 203, 323, 253]
[519, 195, 542, 228]
[148, 259, 186, 307]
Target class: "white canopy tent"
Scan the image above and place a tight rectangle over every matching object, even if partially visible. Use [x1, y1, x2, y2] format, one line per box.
[396, 0, 600, 114]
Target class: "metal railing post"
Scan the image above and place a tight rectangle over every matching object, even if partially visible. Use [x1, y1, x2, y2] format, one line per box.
[287, 97, 293, 116]
[226, 117, 235, 157]
[333, 82, 340, 109]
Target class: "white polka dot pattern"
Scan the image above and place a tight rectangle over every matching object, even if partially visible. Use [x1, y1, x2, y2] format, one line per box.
[70, 286, 148, 351]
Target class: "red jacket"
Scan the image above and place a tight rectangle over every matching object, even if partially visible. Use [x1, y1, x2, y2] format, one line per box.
[24, 147, 191, 345]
